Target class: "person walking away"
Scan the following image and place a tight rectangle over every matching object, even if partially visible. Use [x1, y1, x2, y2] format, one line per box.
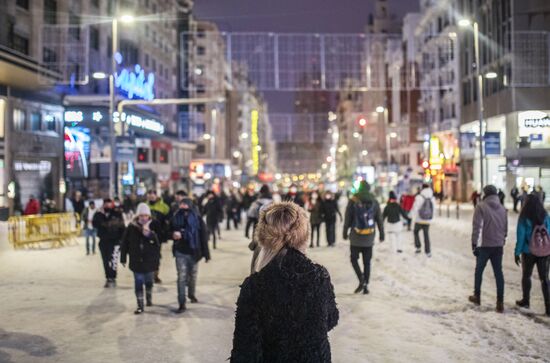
[411, 183, 436, 257]
[321, 191, 342, 247]
[203, 191, 223, 249]
[533, 185, 546, 205]
[308, 191, 323, 248]
[470, 190, 481, 208]
[399, 193, 415, 231]
[120, 203, 161, 314]
[93, 199, 125, 287]
[82, 201, 98, 255]
[171, 198, 210, 313]
[343, 181, 384, 294]
[24, 195, 41, 215]
[226, 191, 241, 230]
[511, 186, 520, 213]
[230, 202, 338, 362]
[245, 185, 273, 273]
[71, 191, 85, 222]
[147, 190, 170, 283]
[514, 194, 550, 316]
[498, 189, 505, 205]
[383, 191, 411, 253]
[468, 185, 507, 313]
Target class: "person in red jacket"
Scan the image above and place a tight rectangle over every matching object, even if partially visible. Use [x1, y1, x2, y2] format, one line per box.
[24, 195, 41, 215]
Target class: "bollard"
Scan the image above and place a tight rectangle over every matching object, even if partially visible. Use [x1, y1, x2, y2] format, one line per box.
[456, 201, 460, 220]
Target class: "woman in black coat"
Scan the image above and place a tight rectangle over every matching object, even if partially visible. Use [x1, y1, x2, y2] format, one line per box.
[120, 203, 161, 314]
[231, 202, 339, 363]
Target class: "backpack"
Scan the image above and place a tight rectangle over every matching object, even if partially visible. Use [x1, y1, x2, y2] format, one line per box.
[353, 201, 376, 235]
[418, 195, 434, 220]
[247, 199, 267, 219]
[529, 224, 550, 257]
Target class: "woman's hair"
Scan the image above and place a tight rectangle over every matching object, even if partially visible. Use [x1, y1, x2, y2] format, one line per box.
[519, 194, 547, 225]
[253, 202, 310, 272]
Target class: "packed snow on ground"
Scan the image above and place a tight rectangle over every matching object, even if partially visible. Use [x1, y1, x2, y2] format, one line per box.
[0, 208, 549, 363]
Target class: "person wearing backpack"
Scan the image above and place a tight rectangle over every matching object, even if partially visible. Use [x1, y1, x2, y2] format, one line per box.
[410, 183, 436, 257]
[514, 194, 550, 316]
[245, 185, 273, 273]
[343, 181, 384, 294]
[468, 185, 508, 313]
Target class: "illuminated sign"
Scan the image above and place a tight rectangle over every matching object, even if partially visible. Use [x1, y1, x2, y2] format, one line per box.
[14, 160, 52, 172]
[429, 136, 443, 169]
[251, 110, 259, 175]
[65, 111, 83, 123]
[115, 53, 155, 101]
[64, 109, 164, 134]
[518, 111, 550, 147]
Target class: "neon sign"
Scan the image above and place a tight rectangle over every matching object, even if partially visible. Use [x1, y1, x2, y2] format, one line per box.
[115, 53, 155, 101]
[251, 110, 259, 175]
[65, 111, 83, 123]
[113, 112, 165, 134]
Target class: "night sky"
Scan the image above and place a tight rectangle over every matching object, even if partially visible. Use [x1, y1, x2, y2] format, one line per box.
[194, 0, 420, 112]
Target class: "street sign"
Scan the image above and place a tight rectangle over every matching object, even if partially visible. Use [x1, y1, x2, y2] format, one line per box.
[116, 137, 137, 162]
[484, 132, 501, 155]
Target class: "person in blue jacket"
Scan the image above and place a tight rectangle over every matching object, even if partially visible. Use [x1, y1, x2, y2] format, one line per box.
[515, 194, 550, 316]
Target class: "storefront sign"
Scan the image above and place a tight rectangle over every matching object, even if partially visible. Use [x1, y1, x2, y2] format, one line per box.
[116, 137, 137, 162]
[115, 53, 155, 101]
[484, 132, 501, 155]
[113, 112, 165, 134]
[460, 132, 477, 157]
[14, 160, 52, 172]
[65, 109, 164, 134]
[251, 110, 259, 175]
[65, 111, 84, 123]
[518, 111, 550, 148]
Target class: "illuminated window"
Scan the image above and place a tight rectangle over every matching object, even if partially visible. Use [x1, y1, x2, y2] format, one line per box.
[137, 148, 149, 163]
[13, 109, 26, 131]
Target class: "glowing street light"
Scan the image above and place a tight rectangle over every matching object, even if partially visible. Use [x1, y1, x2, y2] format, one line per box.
[353, 132, 360, 138]
[458, 18, 472, 27]
[232, 150, 241, 158]
[92, 72, 107, 79]
[485, 72, 498, 79]
[361, 150, 368, 156]
[358, 118, 367, 127]
[119, 14, 135, 23]
[240, 132, 249, 139]
[376, 106, 385, 113]
[203, 133, 212, 140]
[390, 132, 398, 138]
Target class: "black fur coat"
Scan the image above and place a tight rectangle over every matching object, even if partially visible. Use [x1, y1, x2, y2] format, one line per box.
[230, 248, 339, 362]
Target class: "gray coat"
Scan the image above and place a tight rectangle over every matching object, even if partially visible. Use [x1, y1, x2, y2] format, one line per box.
[471, 194, 508, 248]
[343, 196, 384, 248]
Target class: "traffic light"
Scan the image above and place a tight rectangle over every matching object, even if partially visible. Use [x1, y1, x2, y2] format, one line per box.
[421, 160, 430, 169]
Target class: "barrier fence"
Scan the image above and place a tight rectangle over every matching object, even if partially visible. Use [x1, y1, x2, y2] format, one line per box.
[8, 213, 81, 249]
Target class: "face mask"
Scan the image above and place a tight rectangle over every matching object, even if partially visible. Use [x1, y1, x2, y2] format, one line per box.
[326, 195, 332, 200]
[290, 187, 297, 193]
[138, 216, 150, 225]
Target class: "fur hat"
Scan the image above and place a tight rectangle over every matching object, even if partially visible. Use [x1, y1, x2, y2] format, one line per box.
[136, 202, 151, 216]
[254, 201, 310, 253]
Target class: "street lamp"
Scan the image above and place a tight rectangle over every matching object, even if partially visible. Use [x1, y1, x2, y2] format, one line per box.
[376, 106, 385, 113]
[109, 13, 134, 198]
[92, 72, 107, 79]
[202, 133, 212, 140]
[459, 17, 485, 188]
[485, 71, 497, 79]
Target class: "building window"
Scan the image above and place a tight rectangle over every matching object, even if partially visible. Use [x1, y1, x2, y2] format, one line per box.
[91, 0, 99, 8]
[144, 53, 149, 67]
[13, 109, 26, 131]
[137, 148, 149, 163]
[90, 26, 99, 50]
[30, 112, 42, 131]
[44, 0, 57, 24]
[152, 59, 156, 72]
[197, 46, 206, 56]
[16, 0, 29, 9]
[107, 37, 112, 56]
[43, 47, 57, 64]
[152, 149, 157, 163]
[12, 33, 29, 55]
[69, 13, 81, 40]
[159, 149, 168, 163]
[145, 25, 149, 38]
[45, 115, 57, 132]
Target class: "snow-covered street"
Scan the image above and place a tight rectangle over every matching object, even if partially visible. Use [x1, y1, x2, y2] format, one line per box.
[1, 210, 550, 363]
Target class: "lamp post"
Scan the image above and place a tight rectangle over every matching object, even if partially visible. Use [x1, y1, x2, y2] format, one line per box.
[376, 106, 390, 174]
[108, 14, 134, 199]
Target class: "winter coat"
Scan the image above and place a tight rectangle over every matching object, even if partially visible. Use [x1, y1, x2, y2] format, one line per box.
[383, 201, 410, 224]
[471, 194, 508, 248]
[343, 193, 384, 247]
[170, 208, 210, 262]
[204, 198, 223, 226]
[120, 219, 161, 273]
[81, 207, 97, 230]
[92, 209, 125, 244]
[148, 199, 170, 243]
[284, 193, 305, 208]
[24, 199, 41, 215]
[320, 199, 341, 224]
[515, 215, 550, 256]
[72, 198, 85, 216]
[410, 188, 436, 224]
[308, 200, 323, 225]
[231, 248, 339, 363]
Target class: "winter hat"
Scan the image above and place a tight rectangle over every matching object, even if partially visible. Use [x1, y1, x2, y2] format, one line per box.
[260, 184, 270, 195]
[358, 180, 371, 192]
[136, 202, 152, 216]
[389, 191, 397, 200]
[483, 185, 498, 197]
[179, 197, 194, 208]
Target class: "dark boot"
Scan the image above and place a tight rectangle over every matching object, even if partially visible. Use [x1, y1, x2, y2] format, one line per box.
[496, 301, 504, 313]
[515, 298, 530, 309]
[154, 271, 162, 284]
[468, 295, 480, 306]
[189, 295, 198, 303]
[135, 299, 144, 314]
[146, 289, 153, 307]
[354, 280, 364, 294]
[362, 283, 369, 295]
[175, 304, 186, 314]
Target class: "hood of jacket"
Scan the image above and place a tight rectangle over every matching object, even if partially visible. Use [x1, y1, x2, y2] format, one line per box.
[420, 188, 434, 199]
[354, 190, 375, 204]
[483, 194, 502, 209]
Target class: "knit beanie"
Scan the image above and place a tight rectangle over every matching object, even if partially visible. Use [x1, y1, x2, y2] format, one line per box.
[483, 185, 498, 197]
[136, 202, 151, 216]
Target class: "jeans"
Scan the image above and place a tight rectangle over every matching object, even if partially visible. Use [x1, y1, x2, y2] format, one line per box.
[310, 223, 321, 247]
[175, 251, 199, 305]
[414, 223, 431, 254]
[134, 272, 154, 305]
[85, 228, 97, 254]
[474, 247, 505, 302]
[325, 221, 336, 246]
[99, 242, 119, 280]
[521, 253, 550, 306]
[350, 246, 373, 285]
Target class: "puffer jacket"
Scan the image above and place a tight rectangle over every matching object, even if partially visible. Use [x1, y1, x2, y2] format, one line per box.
[92, 209, 125, 244]
[471, 194, 508, 247]
[120, 219, 161, 273]
[231, 248, 338, 363]
[516, 215, 550, 256]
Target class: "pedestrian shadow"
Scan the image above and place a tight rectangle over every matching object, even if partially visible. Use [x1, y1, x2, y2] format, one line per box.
[0, 328, 58, 362]
[79, 289, 126, 333]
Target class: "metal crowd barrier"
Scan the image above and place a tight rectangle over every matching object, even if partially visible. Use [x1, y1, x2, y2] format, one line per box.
[8, 213, 81, 249]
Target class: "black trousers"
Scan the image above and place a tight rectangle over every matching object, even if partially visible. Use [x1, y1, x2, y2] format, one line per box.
[310, 223, 321, 247]
[521, 253, 550, 307]
[226, 212, 239, 230]
[325, 221, 336, 246]
[99, 241, 118, 279]
[414, 223, 431, 254]
[350, 246, 373, 285]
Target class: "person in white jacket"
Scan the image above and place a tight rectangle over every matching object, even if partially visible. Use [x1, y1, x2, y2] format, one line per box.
[410, 184, 436, 257]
